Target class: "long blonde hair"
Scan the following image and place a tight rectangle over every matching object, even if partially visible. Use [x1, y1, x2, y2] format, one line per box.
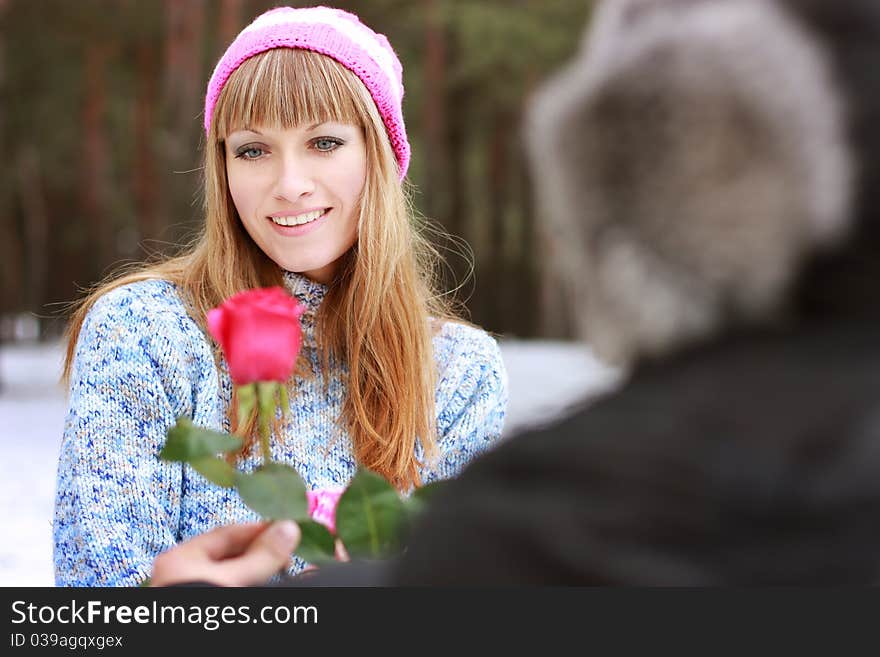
[62, 49, 461, 491]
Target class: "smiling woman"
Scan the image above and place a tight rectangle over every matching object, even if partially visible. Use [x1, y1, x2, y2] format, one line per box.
[225, 121, 366, 284]
[53, 6, 508, 587]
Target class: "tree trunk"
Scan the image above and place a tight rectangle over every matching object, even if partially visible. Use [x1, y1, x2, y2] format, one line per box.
[80, 42, 111, 277]
[443, 35, 474, 314]
[164, 0, 205, 138]
[484, 109, 512, 332]
[421, 0, 449, 224]
[134, 41, 159, 249]
[0, 0, 21, 316]
[17, 146, 49, 323]
[514, 151, 538, 338]
[161, 0, 206, 244]
[218, 0, 244, 49]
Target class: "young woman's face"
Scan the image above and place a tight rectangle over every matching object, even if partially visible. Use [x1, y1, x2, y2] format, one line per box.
[225, 122, 367, 284]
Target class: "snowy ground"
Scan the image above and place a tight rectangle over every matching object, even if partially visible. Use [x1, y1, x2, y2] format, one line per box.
[0, 339, 620, 587]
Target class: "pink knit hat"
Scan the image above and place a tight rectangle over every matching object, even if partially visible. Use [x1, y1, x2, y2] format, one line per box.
[204, 5, 410, 179]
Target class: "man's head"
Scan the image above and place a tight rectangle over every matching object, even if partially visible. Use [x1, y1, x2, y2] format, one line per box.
[527, 0, 880, 366]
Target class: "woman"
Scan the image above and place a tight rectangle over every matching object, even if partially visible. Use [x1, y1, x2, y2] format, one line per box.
[54, 6, 508, 586]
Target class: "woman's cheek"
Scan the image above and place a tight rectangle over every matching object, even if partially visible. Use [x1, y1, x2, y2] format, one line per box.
[229, 174, 259, 220]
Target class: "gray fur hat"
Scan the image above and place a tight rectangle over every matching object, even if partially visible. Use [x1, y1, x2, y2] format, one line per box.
[527, 0, 854, 365]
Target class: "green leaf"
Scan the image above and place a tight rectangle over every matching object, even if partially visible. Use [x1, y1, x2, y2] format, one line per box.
[403, 479, 449, 517]
[294, 520, 336, 566]
[159, 418, 242, 462]
[335, 468, 406, 560]
[190, 456, 237, 488]
[234, 462, 308, 520]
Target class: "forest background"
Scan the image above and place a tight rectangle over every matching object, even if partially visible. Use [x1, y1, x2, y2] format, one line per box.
[0, 0, 594, 341]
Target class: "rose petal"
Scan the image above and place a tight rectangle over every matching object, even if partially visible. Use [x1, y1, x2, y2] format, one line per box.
[306, 488, 345, 534]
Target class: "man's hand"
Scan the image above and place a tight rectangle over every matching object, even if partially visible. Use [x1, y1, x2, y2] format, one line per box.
[150, 521, 301, 587]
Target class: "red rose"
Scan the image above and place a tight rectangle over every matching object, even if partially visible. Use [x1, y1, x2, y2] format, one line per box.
[207, 287, 307, 384]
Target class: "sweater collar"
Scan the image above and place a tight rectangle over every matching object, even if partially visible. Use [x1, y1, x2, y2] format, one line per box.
[283, 270, 328, 312]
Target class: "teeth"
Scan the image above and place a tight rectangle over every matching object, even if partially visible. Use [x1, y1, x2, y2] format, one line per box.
[271, 209, 325, 226]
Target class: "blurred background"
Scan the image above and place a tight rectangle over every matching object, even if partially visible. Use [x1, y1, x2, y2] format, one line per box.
[0, 1, 620, 585]
[0, 0, 595, 342]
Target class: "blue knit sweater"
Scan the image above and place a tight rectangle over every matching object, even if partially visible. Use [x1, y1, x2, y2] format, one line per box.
[53, 272, 508, 586]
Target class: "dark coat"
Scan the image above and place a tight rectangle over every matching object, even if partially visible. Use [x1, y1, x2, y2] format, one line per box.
[391, 318, 880, 585]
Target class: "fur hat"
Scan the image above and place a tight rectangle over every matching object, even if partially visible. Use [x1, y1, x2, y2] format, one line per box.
[527, 0, 853, 364]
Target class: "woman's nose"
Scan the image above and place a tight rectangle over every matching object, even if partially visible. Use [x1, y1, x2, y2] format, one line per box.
[272, 154, 315, 200]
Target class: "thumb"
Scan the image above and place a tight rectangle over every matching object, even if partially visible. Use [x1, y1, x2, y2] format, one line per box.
[224, 520, 301, 586]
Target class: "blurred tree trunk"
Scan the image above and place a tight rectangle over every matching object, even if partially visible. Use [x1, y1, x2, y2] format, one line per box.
[161, 0, 206, 244]
[446, 73, 468, 257]
[516, 72, 539, 338]
[514, 154, 538, 337]
[219, 0, 244, 49]
[522, 67, 574, 340]
[164, 0, 204, 139]
[484, 108, 513, 330]
[423, 0, 477, 306]
[134, 42, 159, 247]
[80, 42, 111, 278]
[538, 241, 576, 339]
[0, 0, 21, 316]
[17, 145, 48, 323]
[421, 0, 449, 224]
[443, 34, 472, 309]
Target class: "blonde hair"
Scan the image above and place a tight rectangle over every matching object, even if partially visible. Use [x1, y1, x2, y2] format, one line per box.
[62, 49, 462, 491]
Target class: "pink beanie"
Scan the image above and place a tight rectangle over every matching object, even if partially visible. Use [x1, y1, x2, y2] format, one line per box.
[204, 5, 410, 179]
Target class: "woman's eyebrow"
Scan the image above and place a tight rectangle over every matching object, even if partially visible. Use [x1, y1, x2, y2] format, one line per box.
[307, 121, 357, 131]
[231, 128, 263, 137]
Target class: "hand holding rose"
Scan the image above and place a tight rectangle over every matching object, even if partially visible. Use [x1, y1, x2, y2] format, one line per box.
[150, 521, 301, 587]
[157, 287, 448, 581]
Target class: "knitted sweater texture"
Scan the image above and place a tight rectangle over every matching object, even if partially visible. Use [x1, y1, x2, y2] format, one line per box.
[53, 272, 508, 586]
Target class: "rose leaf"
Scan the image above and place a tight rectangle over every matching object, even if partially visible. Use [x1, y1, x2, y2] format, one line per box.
[159, 417, 242, 462]
[294, 520, 337, 566]
[234, 462, 308, 520]
[335, 468, 406, 560]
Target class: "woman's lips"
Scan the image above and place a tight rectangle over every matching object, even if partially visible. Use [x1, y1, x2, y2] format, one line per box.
[266, 208, 330, 236]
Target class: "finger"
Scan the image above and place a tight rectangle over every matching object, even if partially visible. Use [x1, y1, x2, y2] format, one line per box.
[191, 522, 270, 560]
[150, 548, 217, 588]
[149, 523, 270, 587]
[221, 520, 301, 586]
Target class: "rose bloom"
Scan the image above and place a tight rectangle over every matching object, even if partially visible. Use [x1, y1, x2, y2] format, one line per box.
[207, 287, 306, 384]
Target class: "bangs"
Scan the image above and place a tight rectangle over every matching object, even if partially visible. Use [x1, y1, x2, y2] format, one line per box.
[214, 48, 368, 139]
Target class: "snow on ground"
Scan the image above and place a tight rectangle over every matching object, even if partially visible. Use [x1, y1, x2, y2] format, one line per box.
[0, 342, 67, 587]
[0, 339, 620, 587]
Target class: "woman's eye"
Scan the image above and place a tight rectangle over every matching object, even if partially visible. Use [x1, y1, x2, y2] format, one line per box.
[313, 137, 343, 153]
[235, 146, 265, 160]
